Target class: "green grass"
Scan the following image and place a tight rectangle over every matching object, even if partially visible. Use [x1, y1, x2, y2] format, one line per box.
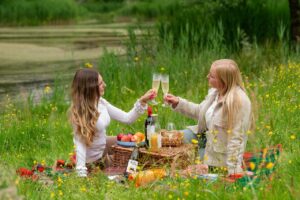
[0, 34, 299, 199]
[0, 0, 84, 26]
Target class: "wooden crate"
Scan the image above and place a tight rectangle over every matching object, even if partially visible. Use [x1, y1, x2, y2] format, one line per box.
[112, 144, 195, 170]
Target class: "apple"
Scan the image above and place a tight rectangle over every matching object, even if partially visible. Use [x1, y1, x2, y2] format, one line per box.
[127, 133, 133, 138]
[117, 133, 124, 141]
[121, 135, 131, 142]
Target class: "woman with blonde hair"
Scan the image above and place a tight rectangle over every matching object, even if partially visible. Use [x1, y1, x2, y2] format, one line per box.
[164, 59, 252, 175]
[70, 68, 156, 177]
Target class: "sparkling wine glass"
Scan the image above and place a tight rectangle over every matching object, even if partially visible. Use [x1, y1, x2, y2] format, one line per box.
[161, 74, 169, 107]
[150, 73, 161, 105]
[167, 122, 176, 149]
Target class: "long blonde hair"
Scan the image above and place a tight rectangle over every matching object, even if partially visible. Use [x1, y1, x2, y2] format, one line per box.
[212, 59, 245, 130]
[69, 68, 100, 146]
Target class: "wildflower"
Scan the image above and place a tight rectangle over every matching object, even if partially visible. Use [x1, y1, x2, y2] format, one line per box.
[195, 159, 201, 164]
[268, 131, 273, 136]
[266, 162, 274, 169]
[290, 134, 296, 140]
[227, 129, 232, 134]
[160, 67, 165, 72]
[57, 177, 63, 185]
[50, 192, 55, 198]
[213, 138, 217, 143]
[265, 94, 269, 98]
[191, 139, 198, 144]
[168, 194, 173, 199]
[249, 162, 256, 171]
[85, 62, 93, 68]
[289, 160, 292, 164]
[134, 56, 139, 62]
[80, 186, 87, 192]
[44, 86, 51, 94]
[58, 190, 63, 196]
[15, 178, 19, 185]
[184, 191, 189, 196]
[246, 130, 252, 135]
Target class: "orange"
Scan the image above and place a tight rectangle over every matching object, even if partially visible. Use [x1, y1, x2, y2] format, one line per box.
[135, 132, 145, 142]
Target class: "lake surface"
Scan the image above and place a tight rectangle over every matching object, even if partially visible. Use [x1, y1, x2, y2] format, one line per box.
[0, 22, 147, 106]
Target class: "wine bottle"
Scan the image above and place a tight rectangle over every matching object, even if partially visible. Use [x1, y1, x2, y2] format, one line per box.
[124, 144, 140, 178]
[144, 106, 154, 148]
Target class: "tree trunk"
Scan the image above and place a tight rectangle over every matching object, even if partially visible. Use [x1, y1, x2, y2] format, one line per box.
[289, 0, 300, 42]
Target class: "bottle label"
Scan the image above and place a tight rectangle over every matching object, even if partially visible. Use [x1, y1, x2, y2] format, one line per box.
[126, 159, 138, 174]
[157, 133, 162, 148]
[147, 125, 155, 140]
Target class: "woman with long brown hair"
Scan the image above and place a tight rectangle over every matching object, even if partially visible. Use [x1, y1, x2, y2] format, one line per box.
[164, 59, 252, 175]
[70, 68, 156, 177]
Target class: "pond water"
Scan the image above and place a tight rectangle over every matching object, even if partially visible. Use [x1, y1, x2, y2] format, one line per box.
[0, 22, 143, 107]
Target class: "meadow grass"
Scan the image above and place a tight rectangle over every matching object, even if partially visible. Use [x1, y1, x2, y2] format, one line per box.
[0, 34, 299, 199]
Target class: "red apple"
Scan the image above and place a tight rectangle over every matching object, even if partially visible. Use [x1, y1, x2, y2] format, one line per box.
[121, 135, 131, 142]
[117, 133, 124, 141]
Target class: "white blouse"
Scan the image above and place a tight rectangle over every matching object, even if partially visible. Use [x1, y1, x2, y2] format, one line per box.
[205, 94, 218, 130]
[74, 98, 147, 177]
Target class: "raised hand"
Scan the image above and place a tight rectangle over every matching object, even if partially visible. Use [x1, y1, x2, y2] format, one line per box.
[164, 93, 179, 108]
[140, 89, 157, 105]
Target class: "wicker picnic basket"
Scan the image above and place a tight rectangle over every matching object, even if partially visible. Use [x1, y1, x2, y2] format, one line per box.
[112, 144, 195, 170]
[160, 130, 184, 147]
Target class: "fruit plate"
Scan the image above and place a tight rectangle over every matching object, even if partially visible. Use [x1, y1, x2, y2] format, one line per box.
[116, 141, 145, 147]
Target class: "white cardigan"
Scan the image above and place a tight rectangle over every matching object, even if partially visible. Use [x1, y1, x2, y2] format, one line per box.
[74, 98, 147, 177]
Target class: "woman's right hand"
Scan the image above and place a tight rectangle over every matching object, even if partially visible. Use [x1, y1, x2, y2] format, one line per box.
[164, 94, 179, 108]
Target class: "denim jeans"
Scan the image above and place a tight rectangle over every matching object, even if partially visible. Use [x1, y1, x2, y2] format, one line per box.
[182, 129, 206, 160]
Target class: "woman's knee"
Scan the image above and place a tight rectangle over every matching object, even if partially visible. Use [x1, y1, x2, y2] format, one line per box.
[182, 129, 197, 144]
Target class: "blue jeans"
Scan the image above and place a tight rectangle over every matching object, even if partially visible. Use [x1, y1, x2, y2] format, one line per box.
[182, 129, 205, 160]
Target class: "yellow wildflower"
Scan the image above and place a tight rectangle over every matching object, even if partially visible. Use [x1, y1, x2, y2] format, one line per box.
[57, 177, 63, 184]
[246, 130, 252, 135]
[85, 62, 93, 68]
[191, 139, 198, 144]
[160, 67, 165, 72]
[249, 162, 256, 171]
[44, 86, 51, 94]
[290, 134, 296, 140]
[184, 191, 189, 196]
[134, 56, 139, 62]
[227, 129, 232, 134]
[168, 194, 173, 199]
[289, 160, 292, 164]
[80, 186, 87, 192]
[50, 192, 55, 198]
[268, 131, 273, 136]
[266, 162, 274, 169]
[58, 190, 63, 196]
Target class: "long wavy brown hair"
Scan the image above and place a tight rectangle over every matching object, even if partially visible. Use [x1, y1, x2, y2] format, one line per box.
[69, 68, 100, 146]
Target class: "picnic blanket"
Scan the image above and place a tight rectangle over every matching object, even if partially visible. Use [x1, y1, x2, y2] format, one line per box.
[16, 144, 282, 188]
[227, 144, 283, 187]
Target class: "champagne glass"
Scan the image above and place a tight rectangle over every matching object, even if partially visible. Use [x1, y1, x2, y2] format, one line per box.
[161, 74, 169, 107]
[150, 73, 161, 105]
[167, 122, 176, 149]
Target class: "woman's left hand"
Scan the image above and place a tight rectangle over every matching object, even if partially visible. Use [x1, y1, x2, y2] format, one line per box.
[140, 89, 157, 105]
